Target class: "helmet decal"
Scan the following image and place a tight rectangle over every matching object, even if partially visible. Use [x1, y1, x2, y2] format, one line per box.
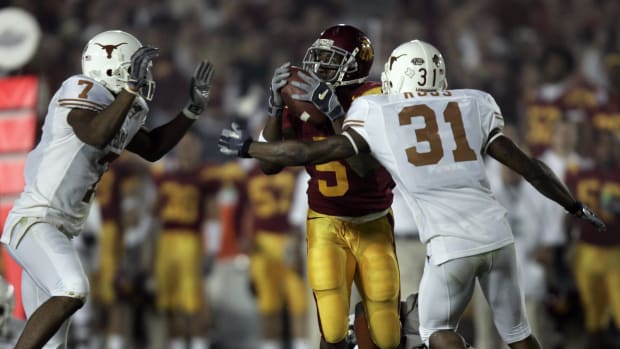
[432, 54, 441, 67]
[94, 42, 128, 59]
[359, 37, 373, 62]
[389, 54, 406, 69]
[82, 30, 154, 99]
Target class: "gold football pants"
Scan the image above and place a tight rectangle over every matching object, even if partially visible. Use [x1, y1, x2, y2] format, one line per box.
[573, 242, 620, 331]
[306, 209, 401, 348]
[250, 231, 307, 315]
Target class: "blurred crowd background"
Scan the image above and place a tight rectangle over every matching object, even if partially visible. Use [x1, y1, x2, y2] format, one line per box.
[0, 0, 619, 348]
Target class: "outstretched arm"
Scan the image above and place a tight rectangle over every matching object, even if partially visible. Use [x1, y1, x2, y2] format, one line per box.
[128, 60, 214, 161]
[487, 133, 605, 230]
[249, 136, 357, 166]
[219, 123, 369, 166]
[126, 115, 194, 161]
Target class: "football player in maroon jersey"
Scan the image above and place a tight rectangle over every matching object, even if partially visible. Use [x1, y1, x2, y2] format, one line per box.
[242, 164, 308, 349]
[152, 131, 219, 349]
[566, 130, 620, 349]
[259, 25, 400, 349]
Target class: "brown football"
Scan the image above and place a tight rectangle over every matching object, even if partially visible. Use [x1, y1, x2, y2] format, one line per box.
[280, 66, 328, 125]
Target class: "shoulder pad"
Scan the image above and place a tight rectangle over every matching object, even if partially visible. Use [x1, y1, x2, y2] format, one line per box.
[58, 75, 115, 112]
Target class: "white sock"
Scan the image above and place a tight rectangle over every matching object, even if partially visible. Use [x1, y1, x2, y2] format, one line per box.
[106, 334, 124, 349]
[292, 338, 309, 349]
[170, 338, 186, 349]
[260, 339, 282, 349]
[190, 337, 210, 349]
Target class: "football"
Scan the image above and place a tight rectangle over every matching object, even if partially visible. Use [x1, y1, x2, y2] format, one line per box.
[280, 66, 328, 125]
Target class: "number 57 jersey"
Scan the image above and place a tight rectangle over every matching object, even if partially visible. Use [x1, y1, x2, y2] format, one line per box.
[344, 89, 512, 265]
[3, 75, 148, 242]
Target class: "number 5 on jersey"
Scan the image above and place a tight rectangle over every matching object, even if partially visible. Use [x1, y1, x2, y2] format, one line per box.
[399, 102, 477, 166]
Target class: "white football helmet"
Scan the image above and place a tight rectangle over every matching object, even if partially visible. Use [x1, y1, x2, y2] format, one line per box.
[381, 40, 447, 94]
[0, 277, 14, 338]
[81, 30, 155, 100]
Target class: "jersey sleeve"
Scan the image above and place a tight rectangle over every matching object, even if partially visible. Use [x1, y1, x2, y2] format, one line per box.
[342, 97, 373, 150]
[57, 75, 115, 112]
[474, 90, 505, 153]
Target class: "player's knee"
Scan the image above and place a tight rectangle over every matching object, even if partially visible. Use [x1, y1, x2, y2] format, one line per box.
[52, 295, 86, 315]
[360, 246, 399, 302]
[322, 323, 348, 344]
[367, 309, 401, 349]
[428, 330, 467, 349]
[58, 273, 90, 303]
[315, 289, 349, 343]
[258, 298, 281, 315]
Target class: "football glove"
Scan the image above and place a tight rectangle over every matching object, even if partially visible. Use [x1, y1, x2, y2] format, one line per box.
[569, 201, 606, 231]
[183, 60, 215, 119]
[268, 62, 291, 117]
[291, 70, 344, 121]
[126, 46, 159, 93]
[218, 122, 253, 158]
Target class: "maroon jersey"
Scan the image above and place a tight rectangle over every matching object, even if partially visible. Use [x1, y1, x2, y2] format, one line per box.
[589, 91, 620, 140]
[566, 166, 620, 245]
[245, 164, 297, 234]
[97, 159, 140, 224]
[524, 81, 600, 156]
[282, 81, 394, 216]
[154, 166, 218, 233]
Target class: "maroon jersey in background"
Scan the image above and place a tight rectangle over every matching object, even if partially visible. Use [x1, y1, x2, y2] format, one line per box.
[245, 163, 297, 234]
[98, 158, 144, 225]
[281, 81, 395, 217]
[524, 81, 600, 157]
[566, 167, 620, 245]
[154, 166, 219, 233]
[589, 90, 620, 140]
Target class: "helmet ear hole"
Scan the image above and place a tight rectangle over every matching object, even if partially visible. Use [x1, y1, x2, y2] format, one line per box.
[106, 69, 113, 77]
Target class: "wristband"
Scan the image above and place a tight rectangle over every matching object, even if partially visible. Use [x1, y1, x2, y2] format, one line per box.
[567, 201, 583, 215]
[182, 106, 200, 120]
[124, 85, 140, 96]
[239, 139, 253, 158]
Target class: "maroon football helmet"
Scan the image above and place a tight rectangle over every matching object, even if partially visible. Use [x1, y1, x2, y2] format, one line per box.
[302, 24, 374, 87]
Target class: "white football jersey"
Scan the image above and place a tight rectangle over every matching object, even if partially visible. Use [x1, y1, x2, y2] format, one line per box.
[343, 89, 511, 265]
[2, 75, 148, 241]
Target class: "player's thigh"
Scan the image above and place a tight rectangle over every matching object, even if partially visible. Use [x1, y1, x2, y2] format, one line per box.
[418, 255, 479, 344]
[174, 234, 204, 313]
[8, 222, 89, 299]
[284, 267, 308, 315]
[95, 222, 121, 304]
[604, 246, 620, 330]
[253, 232, 295, 313]
[395, 238, 426, 296]
[250, 252, 284, 314]
[354, 216, 400, 303]
[306, 215, 354, 293]
[354, 216, 401, 348]
[306, 214, 356, 342]
[573, 242, 608, 329]
[155, 234, 178, 310]
[479, 244, 531, 344]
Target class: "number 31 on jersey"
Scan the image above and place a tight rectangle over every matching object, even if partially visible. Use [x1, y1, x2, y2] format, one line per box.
[399, 101, 477, 166]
